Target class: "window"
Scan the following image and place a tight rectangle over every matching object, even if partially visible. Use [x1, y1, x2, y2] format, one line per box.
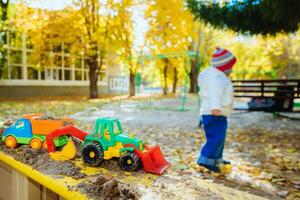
[97, 123, 103, 134]
[113, 122, 120, 134]
[75, 70, 82, 80]
[27, 67, 38, 80]
[11, 66, 23, 79]
[64, 69, 71, 80]
[16, 121, 24, 129]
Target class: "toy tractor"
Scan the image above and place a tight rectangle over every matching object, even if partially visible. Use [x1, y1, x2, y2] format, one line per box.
[81, 118, 169, 174]
[46, 118, 169, 175]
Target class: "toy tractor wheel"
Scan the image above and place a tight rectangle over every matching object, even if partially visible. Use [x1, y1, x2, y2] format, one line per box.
[5, 136, 17, 148]
[119, 152, 141, 172]
[30, 138, 42, 149]
[82, 143, 104, 167]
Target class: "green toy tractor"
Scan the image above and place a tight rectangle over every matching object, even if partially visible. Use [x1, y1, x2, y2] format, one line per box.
[81, 118, 169, 174]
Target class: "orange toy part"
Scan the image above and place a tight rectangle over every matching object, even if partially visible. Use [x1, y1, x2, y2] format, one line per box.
[30, 138, 42, 149]
[23, 114, 73, 135]
[124, 144, 170, 175]
[5, 136, 17, 148]
[42, 141, 48, 149]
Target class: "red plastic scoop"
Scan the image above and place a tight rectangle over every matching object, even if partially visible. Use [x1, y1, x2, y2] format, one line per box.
[140, 145, 170, 175]
[124, 144, 170, 175]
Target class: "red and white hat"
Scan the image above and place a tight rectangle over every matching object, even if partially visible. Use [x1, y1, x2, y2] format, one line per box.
[211, 47, 236, 73]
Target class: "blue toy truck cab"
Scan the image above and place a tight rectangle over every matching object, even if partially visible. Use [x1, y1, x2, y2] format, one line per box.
[2, 118, 33, 142]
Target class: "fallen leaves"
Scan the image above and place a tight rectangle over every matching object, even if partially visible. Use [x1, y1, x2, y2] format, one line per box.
[1, 97, 299, 199]
[230, 127, 300, 199]
[277, 190, 289, 198]
[237, 165, 262, 177]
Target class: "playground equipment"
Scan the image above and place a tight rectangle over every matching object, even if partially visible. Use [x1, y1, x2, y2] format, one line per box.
[46, 118, 169, 175]
[128, 51, 200, 111]
[1, 114, 71, 149]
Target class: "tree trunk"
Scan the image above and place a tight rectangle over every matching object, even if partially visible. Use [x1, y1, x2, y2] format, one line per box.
[129, 70, 135, 97]
[1, 1, 8, 18]
[162, 59, 168, 95]
[172, 67, 177, 94]
[88, 57, 99, 98]
[189, 58, 199, 93]
[189, 27, 202, 93]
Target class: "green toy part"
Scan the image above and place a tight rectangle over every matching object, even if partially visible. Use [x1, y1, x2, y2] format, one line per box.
[119, 147, 135, 154]
[2, 134, 68, 147]
[84, 118, 144, 152]
[81, 117, 170, 174]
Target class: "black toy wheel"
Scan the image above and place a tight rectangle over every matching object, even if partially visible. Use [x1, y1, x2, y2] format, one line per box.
[82, 143, 104, 167]
[119, 152, 141, 172]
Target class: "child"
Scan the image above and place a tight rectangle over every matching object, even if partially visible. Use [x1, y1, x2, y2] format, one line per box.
[197, 47, 236, 172]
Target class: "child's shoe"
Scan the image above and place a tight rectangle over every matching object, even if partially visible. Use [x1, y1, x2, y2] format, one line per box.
[222, 160, 231, 165]
[198, 163, 220, 173]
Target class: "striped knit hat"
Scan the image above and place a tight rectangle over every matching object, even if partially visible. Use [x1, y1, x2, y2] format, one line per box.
[211, 47, 236, 73]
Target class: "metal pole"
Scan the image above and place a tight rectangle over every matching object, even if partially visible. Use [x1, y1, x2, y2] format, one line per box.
[180, 57, 190, 111]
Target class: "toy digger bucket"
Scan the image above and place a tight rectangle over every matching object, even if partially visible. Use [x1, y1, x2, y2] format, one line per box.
[139, 145, 170, 175]
[49, 138, 76, 161]
[46, 125, 88, 161]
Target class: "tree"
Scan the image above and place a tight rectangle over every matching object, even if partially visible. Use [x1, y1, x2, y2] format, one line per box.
[0, 0, 9, 43]
[0, 0, 8, 22]
[205, 29, 300, 80]
[13, 1, 121, 98]
[145, 0, 197, 95]
[171, 59, 178, 93]
[187, 0, 300, 35]
[14, 4, 83, 67]
[188, 27, 200, 93]
[0, 0, 9, 78]
[115, 0, 146, 97]
[77, 0, 115, 98]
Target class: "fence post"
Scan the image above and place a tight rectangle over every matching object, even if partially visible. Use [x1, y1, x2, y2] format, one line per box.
[22, 33, 27, 80]
[261, 81, 264, 97]
[297, 80, 300, 98]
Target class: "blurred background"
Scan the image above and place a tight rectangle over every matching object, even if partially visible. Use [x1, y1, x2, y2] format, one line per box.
[0, 0, 299, 98]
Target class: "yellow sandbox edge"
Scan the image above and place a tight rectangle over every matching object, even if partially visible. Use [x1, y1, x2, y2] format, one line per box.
[0, 151, 87, 200]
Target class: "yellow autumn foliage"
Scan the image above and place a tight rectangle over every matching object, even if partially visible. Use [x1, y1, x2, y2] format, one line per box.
[3, 0, 300, 94]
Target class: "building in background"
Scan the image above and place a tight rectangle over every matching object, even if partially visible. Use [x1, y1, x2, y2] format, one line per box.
[0, 31, 128, 97]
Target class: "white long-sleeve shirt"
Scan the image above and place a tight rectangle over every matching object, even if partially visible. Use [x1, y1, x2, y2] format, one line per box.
[198, 67, 234, 117]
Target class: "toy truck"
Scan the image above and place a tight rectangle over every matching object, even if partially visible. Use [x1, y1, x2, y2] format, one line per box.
[2, 113, 71, 149]
[46, 118, 169, 175]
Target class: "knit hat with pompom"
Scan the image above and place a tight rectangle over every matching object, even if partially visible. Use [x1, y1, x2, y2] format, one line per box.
[211, 47, 236, 74]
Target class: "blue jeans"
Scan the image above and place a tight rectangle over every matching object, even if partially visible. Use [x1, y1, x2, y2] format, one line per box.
[197, 115, 228, 166]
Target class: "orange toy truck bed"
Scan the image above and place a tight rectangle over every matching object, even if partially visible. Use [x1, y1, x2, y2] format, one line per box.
[23, 114, 73, 135]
